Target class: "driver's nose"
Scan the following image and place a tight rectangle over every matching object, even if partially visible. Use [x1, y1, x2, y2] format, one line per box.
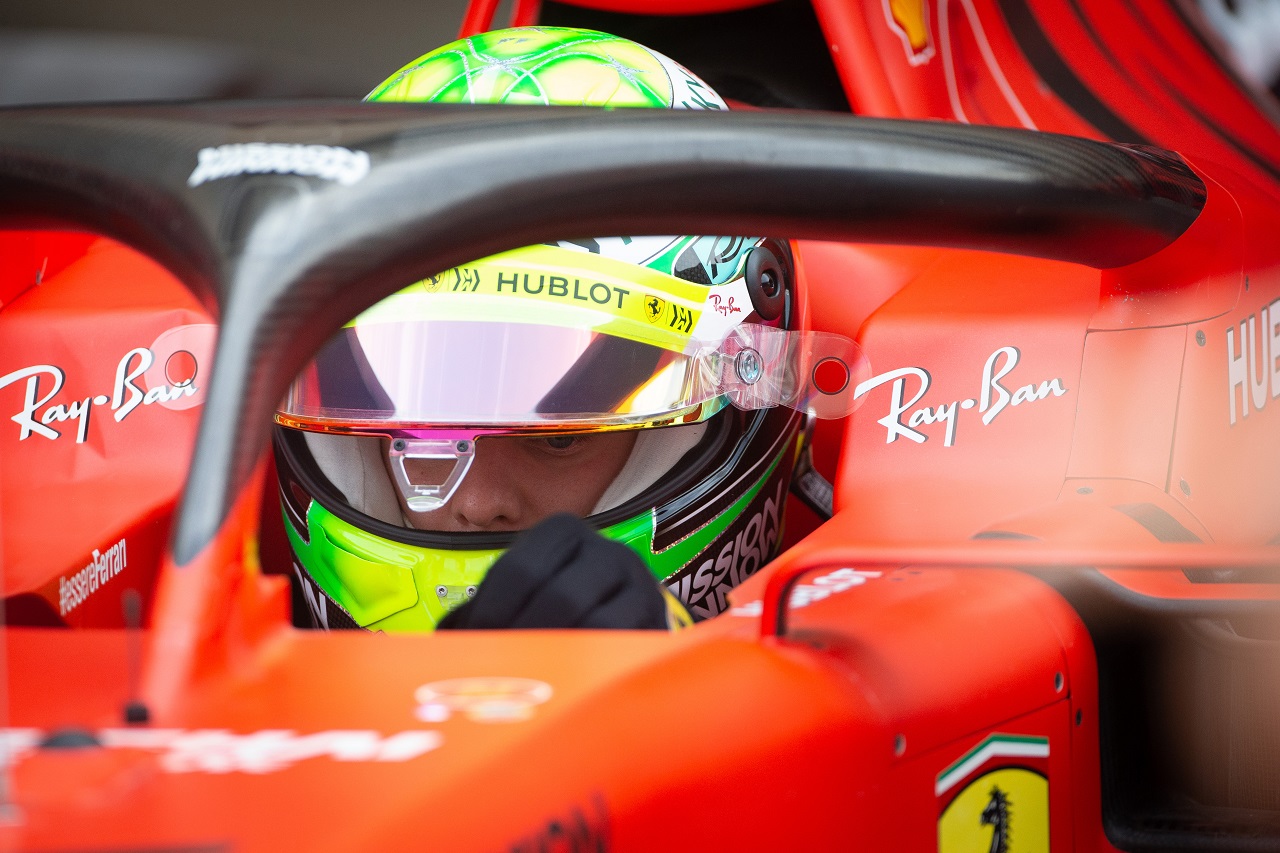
[443, 442, 527, 531]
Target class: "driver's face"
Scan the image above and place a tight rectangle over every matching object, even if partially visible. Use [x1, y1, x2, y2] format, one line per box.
[385, 431, 638, 532]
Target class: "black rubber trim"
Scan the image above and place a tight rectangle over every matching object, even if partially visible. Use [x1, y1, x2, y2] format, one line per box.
[0, 102, 1207, 561]
[1056, 567, 1280, 615]
[1114, 502, 1202, 544]
[276, 473, 310, 545]
[789, 436, 834, 520]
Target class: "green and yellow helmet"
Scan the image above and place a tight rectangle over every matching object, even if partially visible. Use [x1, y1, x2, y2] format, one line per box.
[272, 27, 859, 632]
[367, 26, 728, 110]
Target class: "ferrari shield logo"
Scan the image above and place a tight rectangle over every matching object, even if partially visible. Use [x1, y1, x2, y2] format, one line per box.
[643, 294, 666, 323]
[885, 0, 935, 66]
[936, 734, 1050, 852]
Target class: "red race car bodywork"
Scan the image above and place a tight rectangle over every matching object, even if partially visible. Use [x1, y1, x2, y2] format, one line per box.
[0, 1, 1277, 851]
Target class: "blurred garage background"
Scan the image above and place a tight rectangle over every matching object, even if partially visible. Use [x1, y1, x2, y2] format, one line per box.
[0, 0, 472, 105]
[1, 2, 1277, 108]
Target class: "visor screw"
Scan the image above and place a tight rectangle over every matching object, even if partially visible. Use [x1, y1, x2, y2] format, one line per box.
[760, 269, 779, 297]
[456, 440, 471, 453]
[893, 734, 906, 757]
[465, 585, 477, 598]
[735, 348, 764, 385]
[435, 585, 448, 598]
[393, 439, 406, 452]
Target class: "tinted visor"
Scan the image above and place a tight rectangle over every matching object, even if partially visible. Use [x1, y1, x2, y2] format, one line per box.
[279, 319, 710, 428]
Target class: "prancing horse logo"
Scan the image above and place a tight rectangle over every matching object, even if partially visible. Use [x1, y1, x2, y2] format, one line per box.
[644, 294, 666, 323]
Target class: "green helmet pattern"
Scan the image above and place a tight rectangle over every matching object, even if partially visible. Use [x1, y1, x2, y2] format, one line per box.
[368, 29, 748, 299]
[368, 27, 727, 111]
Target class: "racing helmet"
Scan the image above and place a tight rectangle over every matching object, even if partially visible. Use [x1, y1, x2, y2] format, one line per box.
[272, 27, 859, 631]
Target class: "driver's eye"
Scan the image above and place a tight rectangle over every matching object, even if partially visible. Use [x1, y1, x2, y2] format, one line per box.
[544, 435, 577, 451]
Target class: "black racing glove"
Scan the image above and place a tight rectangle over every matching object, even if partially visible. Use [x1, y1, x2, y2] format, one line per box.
[436, 513, 668, 630]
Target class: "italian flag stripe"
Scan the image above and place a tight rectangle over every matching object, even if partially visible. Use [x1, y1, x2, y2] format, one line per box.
[935, 733, 1050, 796]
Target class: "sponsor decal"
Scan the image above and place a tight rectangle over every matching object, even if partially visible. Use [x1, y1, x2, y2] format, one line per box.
[936, 734, 1050, 853]
[709, 293, 743, 317]
[665, 479, 786, 620]
[666, 303, 696, 334]
[415, 677, 553, 723]
[0, 324, 214, 444]
[58, 538, 127, 617]
[387, 245, 708, 352]
[643, 294, 667, 323]
[187, 142, 371, 187]
[853, 346, 1066, 447]
[777, 567, 880, 609]
[424, 266, 481, 293]
[692, 278, 755, 345]
[468, 267, 701, 338]
[885, 0, 935, 66]
[729, 568, 882, 617]
[0, 727, 441, 774]
[495, 270, 629, 309]
[1226, 299, 1280, 425]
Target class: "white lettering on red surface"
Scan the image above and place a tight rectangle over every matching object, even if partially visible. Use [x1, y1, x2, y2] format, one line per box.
[728, 568, 884, 617]
[58, 538, 127, 617]
[0, 728, 441, 774]
[0, 347, 199, 444]
[1226, 299, 1280, 425]
[852, 346, 1067, 447]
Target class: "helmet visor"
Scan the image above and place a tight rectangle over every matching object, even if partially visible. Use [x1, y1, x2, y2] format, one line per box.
[278, 317, 863, 431]
[279, 318, 710, 428]
[279, 309, 867, 433]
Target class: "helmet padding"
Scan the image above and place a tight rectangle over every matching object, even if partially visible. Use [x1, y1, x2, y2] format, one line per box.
[303, 431, 406, 526]
[592, 421, 707, 514]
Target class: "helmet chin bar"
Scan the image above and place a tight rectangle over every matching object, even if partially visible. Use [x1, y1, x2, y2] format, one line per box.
[388, 438, 476, 512]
